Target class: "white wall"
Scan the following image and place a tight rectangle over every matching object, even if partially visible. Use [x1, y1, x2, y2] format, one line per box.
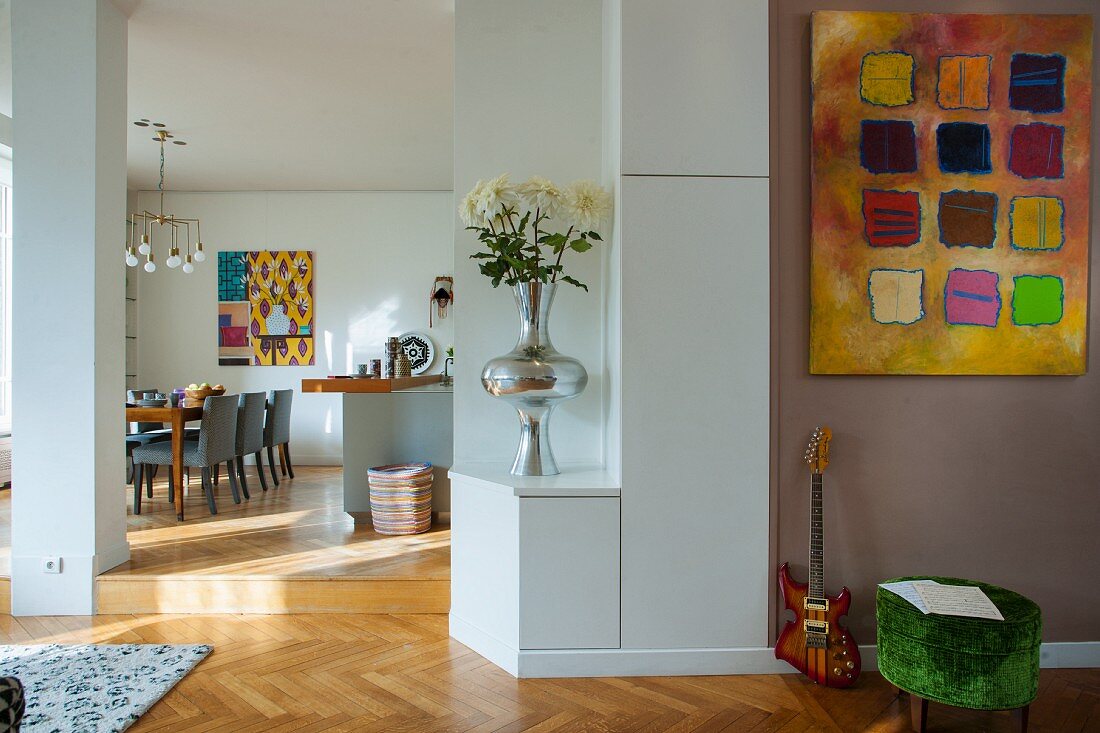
[453, 0, 606, 467]
[617, 0, 772, 651]
[135, 190, 454, 464]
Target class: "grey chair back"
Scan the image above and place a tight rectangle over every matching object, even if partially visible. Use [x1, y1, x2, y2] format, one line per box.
[264, 389, 293, 446]
[127, 388, 164, 434]
[196, 394, 239, 466]
[236, 392, 266, 456]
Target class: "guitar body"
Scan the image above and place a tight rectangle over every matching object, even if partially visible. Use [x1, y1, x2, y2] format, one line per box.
[775, 562, 861, 688]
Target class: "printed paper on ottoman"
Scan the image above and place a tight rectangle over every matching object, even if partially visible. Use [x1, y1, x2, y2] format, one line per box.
[945, 269, 1000, 327]
[861, 120, 918, 173]
[938, 55, 991, 110]
[1012, 276, 1064, 326]
[863, 190, 921, 247]
[1011, 197, 1064, 251]
[937, 122, 992, 174]
[1009, 123, 1065, 179]
[938, 191, 997, 248]
[869, 269, 924, 325]
[860, 52, 915, 107]
[1010, 53, 1066, 113]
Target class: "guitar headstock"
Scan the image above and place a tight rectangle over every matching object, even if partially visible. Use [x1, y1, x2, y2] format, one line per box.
[803, 426, 832, 475]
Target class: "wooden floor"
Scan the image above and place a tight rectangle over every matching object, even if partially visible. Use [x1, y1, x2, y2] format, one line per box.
[0, 466, 451, 613]
[0, 612, 1095, 732]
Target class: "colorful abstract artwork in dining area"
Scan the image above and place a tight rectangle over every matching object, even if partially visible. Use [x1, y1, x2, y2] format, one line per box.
[809, 11, 1092, 375]
[217, 250, 315, 366]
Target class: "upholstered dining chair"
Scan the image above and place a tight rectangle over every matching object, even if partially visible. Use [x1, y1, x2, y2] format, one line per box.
[125, 388, 169, 485]
[234, 391, 269, 497]
[263, 389, 294, 486]
[130, 394, 241, 516]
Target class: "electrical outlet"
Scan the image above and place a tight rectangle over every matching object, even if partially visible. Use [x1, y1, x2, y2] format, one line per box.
[42, 556, 61, 574]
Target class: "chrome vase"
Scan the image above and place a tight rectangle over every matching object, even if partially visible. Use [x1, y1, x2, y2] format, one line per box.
[482, 281, 588, 476]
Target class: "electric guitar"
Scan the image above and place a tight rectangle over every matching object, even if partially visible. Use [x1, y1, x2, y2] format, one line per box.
[775, 426, 861, 687]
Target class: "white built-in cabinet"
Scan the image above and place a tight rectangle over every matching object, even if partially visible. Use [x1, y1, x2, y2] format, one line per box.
[622, 0, 769, 177]
[617, 0, 773, 656]
[449, 465, 620, 675]
[450, 0, 772, 677]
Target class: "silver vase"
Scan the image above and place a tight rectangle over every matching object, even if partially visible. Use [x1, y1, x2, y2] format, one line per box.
[482, 282, 588, 476]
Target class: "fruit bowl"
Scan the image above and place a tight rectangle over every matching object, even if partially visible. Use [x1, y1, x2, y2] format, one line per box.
[184, 386, 227, 401]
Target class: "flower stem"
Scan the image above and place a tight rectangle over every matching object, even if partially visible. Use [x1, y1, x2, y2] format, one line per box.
[533, 207, 541, 276]
[551, 226, 574, 283]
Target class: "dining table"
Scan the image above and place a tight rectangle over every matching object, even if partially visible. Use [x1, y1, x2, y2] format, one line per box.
[126, 402, 204, 521]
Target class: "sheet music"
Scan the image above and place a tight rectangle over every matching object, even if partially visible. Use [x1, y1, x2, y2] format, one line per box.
[878, 579, 941, 613]
[914, 583, 1004, 621]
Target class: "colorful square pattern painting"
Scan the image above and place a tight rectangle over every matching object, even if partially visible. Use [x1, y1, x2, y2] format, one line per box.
[810, 12, 1092, 375]
[216, 250, 315, 366]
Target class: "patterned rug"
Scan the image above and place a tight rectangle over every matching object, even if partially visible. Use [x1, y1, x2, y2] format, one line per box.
[0, 643, 211, 732]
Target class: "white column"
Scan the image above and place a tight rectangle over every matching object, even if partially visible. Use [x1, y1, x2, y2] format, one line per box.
[10, 0, 129, 615]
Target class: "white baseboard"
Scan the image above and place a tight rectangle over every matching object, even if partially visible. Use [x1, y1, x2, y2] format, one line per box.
[94, 542, 130, 574]
[449, 614, 519, 676]
[1040, 642, 1100, 668]
[449, 618, 1097, 678]
[236, 453, 342, 467]
[281, 454, 342, 466]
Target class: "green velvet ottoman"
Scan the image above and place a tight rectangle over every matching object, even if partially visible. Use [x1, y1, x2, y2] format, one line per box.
[877, 576, 1041, 732]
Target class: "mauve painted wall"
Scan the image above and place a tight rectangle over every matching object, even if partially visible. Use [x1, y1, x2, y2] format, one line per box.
[772, 0, 1100, 644]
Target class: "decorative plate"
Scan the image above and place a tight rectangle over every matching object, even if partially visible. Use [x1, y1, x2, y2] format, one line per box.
[398, 331, 434, 375]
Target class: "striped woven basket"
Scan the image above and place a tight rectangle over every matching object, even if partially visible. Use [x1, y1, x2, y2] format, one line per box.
[367, 462, 433, 535]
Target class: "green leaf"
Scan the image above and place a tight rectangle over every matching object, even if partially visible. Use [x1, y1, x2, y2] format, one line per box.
[587, 231, 602, 241]
[561, 275, 589, 292]
[569, 239, 593, 253]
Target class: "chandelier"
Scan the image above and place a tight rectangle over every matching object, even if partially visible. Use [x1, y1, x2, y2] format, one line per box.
[125, 120, 206, 273]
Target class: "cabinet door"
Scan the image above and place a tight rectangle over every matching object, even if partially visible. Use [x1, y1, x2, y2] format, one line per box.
[622, 0, 769, 177]
[519, 497, 620, 649]
[620, 176, 770, 649]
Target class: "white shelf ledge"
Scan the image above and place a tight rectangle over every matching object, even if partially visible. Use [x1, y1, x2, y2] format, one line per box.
[449, 462, 620, 497]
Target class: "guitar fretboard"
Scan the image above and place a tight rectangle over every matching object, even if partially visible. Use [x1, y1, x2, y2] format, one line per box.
[809, 473, 824, 599]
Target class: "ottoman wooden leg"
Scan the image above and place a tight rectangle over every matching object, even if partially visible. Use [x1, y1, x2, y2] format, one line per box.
[1012, 704, 1029, 733]
[909, 694, 928, 733]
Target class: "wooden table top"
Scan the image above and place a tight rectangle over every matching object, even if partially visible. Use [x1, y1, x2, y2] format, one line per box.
[300, 375, 442, 394]
[125, 404, 204, 422]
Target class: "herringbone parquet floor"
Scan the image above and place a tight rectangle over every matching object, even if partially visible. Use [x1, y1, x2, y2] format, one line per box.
[1, 611, 1096, 732]
[0, 467, 450, 581]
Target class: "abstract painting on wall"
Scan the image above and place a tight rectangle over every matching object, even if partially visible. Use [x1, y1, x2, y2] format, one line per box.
[810, 12, 1092, 375]
[217, 250, 315, 366]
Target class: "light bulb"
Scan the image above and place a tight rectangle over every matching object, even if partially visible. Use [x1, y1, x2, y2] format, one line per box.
[166, 254, 181, 268]
[182, 261, 194, 274]
[144, 260, 156, 273]
[193, 247, 206, 263]
[138, 242, 151, 255]
[125, 253, 139, 267]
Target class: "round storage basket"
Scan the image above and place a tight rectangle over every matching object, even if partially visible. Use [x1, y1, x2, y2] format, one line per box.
[367, 462, 433, 535]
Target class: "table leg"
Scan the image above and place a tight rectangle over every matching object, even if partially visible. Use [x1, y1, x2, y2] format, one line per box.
[172, 412, 185, 521]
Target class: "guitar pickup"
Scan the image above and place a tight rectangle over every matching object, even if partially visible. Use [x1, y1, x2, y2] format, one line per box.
[804, 619, 829, 634]
[804, 597, 829, 612]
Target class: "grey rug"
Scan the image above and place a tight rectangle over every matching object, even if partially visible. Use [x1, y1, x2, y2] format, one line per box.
[0, 643, 211, 733]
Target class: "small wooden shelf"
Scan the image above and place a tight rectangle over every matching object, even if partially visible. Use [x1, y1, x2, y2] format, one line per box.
[301, 374, 442, 394]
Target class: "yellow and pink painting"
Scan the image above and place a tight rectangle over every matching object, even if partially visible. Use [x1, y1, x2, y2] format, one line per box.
[810, 12, 1092, 375]
[217, 250, 315, 366]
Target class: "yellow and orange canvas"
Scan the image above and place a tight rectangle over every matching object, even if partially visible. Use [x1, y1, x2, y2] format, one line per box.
[810, 11, 1092, 375]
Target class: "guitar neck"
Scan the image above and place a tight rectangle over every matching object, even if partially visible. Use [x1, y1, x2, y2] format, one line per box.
[809, 472, 824, 599]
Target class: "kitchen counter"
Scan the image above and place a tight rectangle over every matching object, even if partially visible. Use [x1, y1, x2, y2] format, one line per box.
[303, 374, 453, 522]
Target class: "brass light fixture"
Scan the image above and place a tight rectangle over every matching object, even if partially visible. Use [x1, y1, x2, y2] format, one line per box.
[125, 119, 205, 273]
